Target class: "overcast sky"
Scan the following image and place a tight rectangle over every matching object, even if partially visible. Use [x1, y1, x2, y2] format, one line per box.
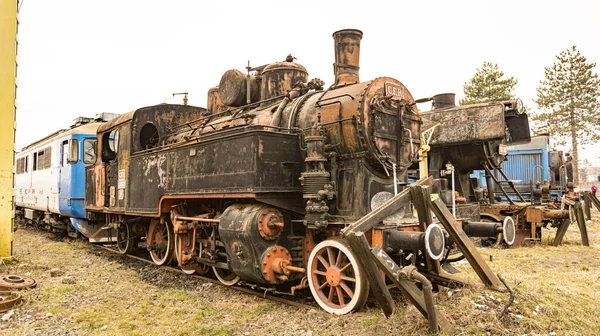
[15, 0, 600, 163]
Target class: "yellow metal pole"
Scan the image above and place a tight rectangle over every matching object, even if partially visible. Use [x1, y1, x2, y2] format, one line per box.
[0, 0, 18, 259]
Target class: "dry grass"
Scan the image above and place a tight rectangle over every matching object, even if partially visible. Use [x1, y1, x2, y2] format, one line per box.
[1, 210, 599, 335]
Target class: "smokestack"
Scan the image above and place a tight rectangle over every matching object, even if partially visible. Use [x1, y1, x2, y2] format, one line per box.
[432, 93, 456, 109]
[332, 29, 363, 87]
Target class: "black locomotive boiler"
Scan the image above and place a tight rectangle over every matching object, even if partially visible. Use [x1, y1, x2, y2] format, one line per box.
[84, 29, 462, 314]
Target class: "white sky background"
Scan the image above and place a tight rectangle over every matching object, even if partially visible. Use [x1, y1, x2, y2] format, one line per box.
[15, 0, 600, 163]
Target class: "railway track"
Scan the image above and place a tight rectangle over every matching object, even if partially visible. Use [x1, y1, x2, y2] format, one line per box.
[93, 244, 317, 311]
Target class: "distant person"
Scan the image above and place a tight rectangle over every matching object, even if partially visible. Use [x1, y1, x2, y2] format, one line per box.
[592, 184, 597, 196]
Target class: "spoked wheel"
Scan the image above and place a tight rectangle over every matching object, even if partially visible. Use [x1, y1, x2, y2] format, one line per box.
[147, 219, 174, 266]
[174, 235, 210, 275]
[116, 222, 134, 254]
[212, 266, 240, 286]
[307, 238, 369, 315]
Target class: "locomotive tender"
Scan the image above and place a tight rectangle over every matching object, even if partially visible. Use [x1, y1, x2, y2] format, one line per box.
[84, 29, 432, 314]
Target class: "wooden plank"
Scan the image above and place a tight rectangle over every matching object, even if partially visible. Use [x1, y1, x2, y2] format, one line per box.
[429, 198, 502, 290]
[583, 192, 592, 220]
[553, 218, 571, 246]
[410, 185, 441, 274]
[345, 232, 395, 317]
[589, 192, 600, 212]
[574, 202, 589, 246]
[342, 177, 432, 236]
[371, 245, 452, 332]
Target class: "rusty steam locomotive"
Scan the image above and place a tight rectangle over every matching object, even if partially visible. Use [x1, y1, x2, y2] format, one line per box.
[81, 29, 508, 316]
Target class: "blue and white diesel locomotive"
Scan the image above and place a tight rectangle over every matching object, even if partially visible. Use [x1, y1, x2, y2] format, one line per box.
[14, 114, 117, 241]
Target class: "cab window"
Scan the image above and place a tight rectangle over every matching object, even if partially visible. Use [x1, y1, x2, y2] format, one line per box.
[83, 138, 97, 164]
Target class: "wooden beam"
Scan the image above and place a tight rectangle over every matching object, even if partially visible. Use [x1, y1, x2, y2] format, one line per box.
[345, 232, 395, 317]
[429, 198, 502, 290]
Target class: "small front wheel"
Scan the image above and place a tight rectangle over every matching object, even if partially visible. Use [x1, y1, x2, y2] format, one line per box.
[307, 238, 369, 315]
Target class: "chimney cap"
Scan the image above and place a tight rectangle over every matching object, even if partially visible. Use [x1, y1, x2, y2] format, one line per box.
[332, 29, 363, 38]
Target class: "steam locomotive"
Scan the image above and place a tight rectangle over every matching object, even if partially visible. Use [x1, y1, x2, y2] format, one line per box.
[80, 29, 429, 314]
[16, 29, 522, 315]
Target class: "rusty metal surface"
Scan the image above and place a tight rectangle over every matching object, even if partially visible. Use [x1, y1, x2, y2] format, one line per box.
[332, 29, 363, 87]
[260, 60, 308, 103]
[0, 291, 22, 313]
[219, 70, 260, 107]
[0, 274, 37, 290]
[525, 207, 543, 223]
[422, 103, 507, 146]
[260, 246, 293, 284]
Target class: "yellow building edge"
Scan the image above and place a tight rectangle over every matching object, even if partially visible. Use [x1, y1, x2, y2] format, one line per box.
[0, 0, 18, 259]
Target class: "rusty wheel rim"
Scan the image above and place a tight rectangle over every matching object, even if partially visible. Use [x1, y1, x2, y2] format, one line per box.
[147, 220, 174, 265]
[307, 238, 367, 314]
[116, 222, 132, 254]
[212, 266, 240, 286]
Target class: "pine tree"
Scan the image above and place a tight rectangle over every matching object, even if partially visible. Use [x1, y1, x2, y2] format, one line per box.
[534, 46, 600, 186]
[460, 62, 518, 105]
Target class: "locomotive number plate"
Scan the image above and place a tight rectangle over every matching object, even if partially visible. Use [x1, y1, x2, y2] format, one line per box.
[385, 82, 404, 99]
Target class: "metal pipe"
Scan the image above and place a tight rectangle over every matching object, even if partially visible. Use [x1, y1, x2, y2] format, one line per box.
[534, 165, 543, 183]
[496, 274, 515, 319]
[285, 265, 306, 273]
[451, 164, 456, 217]
[246, 75, 251, 104]
[271, 88, 302, 127]
[404, 266, 437, 333]
[392, 163, 398, 195]
[173, 216, 220, 223]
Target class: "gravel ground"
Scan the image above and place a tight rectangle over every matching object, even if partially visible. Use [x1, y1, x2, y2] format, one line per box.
[1, 214, 599, 336]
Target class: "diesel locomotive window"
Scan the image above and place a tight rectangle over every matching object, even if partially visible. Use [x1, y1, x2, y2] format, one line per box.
[16, 157, 26, 174]
[36, 150, 44, 170]
[32, 146, 52, 170]
[61, 140, 69, 166]
[139, 123, 159, 150]
[18, 157, 28, 174]
[43, 147, 52, 169]
[69, 139, 79, 163]
[83, 138, 97, 164]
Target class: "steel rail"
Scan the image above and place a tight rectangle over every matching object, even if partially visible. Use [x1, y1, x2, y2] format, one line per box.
[93, 245, 316, 310]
